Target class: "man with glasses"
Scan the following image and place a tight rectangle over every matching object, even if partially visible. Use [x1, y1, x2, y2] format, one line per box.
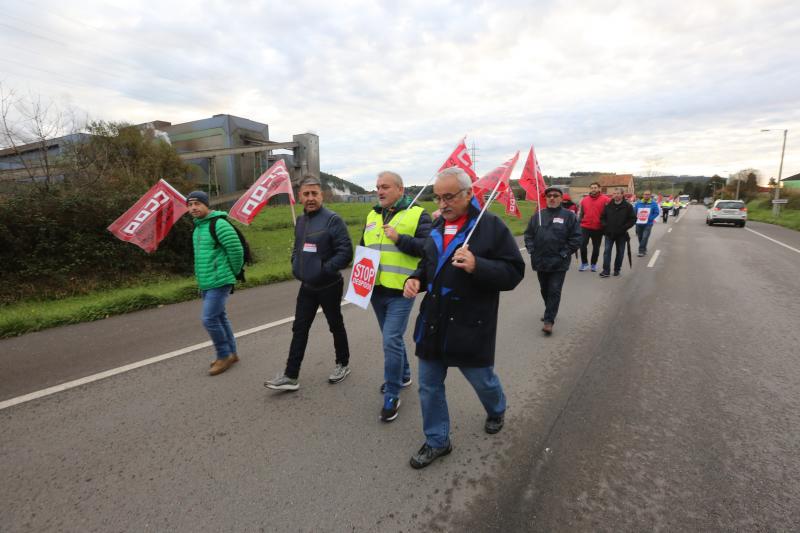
[361, 171, 431, 422]
[524, 187, 582, 335]
[403, 167, 525, 468]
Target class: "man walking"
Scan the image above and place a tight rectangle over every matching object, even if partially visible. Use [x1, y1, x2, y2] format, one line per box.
[599, 187, 636, 277]
[265, 177, 354, 391]
[188, 191, 244, 376]
[577, 182, 609, 272]
[660, 196, 673, 223]
[403, 167, 525, 468]
[524, 187, 583, 335]
[633, 190, 661, 257]
[362, 171, 431, 422]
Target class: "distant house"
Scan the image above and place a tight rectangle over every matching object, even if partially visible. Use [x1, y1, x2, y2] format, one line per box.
[0, 133, 92, 184]
[569, 174, 635, 197]
[781, 173, 800, 190]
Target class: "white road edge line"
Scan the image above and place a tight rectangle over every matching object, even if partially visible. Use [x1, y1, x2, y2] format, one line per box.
[745, 228, 800, 254]
[647, 250, 661, 268]
[2, 245, 532, 411]
[0, 304, 348, 411]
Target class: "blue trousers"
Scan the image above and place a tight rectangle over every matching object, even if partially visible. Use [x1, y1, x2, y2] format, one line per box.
[418, 358, 507, 448]
[201, 285, 237, 360]
[371, 291, 413, 399]
[635, 224, 653, 253]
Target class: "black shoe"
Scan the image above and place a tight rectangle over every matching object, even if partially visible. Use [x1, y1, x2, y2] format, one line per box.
[380, 397, 401, 422]
[540, 316, 545, 322]
[613, 271, 620, 277]
[409, 442, 453, 469]
[380, 377, 413, 394]
[599, 271, 610, 278]
[485, 413, 505, 434]
[637, 251, 645, 257]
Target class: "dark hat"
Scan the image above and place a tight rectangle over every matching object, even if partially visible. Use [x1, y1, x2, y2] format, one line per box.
[186, 190, 210, 207]
[544, 186, 563, 196]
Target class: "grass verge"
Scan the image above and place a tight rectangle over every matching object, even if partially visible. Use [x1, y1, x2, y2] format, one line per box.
[746, 199, 800, 231]
[0, 200, 536, 339]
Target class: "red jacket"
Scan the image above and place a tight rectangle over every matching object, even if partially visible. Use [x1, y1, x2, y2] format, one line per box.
[579, 193, 610, 230]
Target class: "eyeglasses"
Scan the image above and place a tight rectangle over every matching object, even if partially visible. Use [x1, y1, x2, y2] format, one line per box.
[545, 193, 562, 199]
[433, 189, 467, 204]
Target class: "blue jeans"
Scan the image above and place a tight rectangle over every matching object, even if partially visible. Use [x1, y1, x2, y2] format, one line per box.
[201, 285, 237, 360]
[418, 358, 507, 448]
[635, 224, 653, 254]
[371, 291, 413, 399]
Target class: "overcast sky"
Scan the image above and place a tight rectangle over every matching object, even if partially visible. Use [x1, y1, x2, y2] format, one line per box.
[1, 0, 798, 187]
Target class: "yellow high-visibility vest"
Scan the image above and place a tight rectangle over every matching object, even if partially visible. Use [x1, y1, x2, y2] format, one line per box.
[363, 206, 424, 290]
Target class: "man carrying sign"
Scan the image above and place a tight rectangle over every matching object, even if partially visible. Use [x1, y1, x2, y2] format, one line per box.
[361, 171, 431, 422]
[187, 191, 244, 376]
[265, 177, 353, 391]
[403, 167, 524, 468]
[633, 190, 660, 257]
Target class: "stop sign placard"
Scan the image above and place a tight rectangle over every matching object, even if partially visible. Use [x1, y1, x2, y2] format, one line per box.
[351, 257, 377, 297]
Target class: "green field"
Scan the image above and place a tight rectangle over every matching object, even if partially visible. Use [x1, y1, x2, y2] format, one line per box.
[746, 198, 800, 231]
[0, 200, 537, 338]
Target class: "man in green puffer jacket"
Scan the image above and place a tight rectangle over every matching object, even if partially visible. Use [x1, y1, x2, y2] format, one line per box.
[187, 191, 244, 376]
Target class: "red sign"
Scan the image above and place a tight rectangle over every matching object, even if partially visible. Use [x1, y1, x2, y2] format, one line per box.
[229, 160, 295, 225]
[351, 257, 377, 297]
[107, 179, 187, 253]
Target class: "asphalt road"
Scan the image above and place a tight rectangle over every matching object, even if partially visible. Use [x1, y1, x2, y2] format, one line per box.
[2, 206, 799, 532]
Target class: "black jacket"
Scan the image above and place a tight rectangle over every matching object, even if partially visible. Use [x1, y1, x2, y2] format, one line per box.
[292, 206, 353, 288]
[411, 200, 525, 367]
[600, 200, 636, 238]
[523, 207, 582, 272]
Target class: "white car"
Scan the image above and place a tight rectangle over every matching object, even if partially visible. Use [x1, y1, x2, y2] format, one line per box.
[706, 200, 747, 227]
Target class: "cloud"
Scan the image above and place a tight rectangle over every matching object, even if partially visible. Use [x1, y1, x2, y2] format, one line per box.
[1, 0, 798, 187]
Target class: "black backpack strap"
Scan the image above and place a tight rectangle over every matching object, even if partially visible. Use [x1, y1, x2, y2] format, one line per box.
[209, 217, 221, 247]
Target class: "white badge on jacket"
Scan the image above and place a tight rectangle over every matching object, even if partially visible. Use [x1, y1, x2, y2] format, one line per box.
[553, 217, 564, 224]
[303, 243, 317, 253]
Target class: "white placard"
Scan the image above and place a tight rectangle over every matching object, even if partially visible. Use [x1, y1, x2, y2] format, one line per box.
[344, 245, 382, 309]
[636, 207, 651, 224]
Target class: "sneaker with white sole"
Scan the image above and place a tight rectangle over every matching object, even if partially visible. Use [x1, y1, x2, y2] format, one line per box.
[328, 364, 351, 384]
[264, 374, 299, 391]
[380, 397, 401, 422]
[379, 377, 412, 394]
[578, 263, 589, 272]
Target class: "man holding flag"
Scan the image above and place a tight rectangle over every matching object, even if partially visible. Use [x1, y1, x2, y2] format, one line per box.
[362, 171, 432, 422]
[403, 166, 524, 469]
[524, 186, 582, 335]
[187, 191, 244, 376]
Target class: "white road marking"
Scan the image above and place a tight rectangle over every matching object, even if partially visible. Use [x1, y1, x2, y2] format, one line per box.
[2, 246, 533, 411]
[745, 228, 800, 254]
[647, 250, 661, 268]
[0, 304, 347, 411]
[668, 228, 673, 233]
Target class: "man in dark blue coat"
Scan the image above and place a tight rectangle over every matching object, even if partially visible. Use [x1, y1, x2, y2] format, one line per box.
[524, 186, 582, 335]
[403, 167, 525, 468]
[265, 176, 354, 391]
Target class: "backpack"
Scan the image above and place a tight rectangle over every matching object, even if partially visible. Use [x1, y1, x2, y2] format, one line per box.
[209, 216, 253, 282]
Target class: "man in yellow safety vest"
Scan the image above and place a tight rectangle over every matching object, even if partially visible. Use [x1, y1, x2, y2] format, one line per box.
[361, 170, 432, 422]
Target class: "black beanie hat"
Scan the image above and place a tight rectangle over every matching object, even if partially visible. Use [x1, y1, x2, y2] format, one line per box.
[186, 190, 210, 207]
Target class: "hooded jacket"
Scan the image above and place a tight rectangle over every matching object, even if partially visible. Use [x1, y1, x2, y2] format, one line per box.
[292, 206, 353, 288]
[600, 199, 636, 238]
[633, 199, 661, 226]
[192, 211, 244, 290]
[579, 193, 610, 230]
[411, 198, 524, 367]
[524, 207, 583, 272]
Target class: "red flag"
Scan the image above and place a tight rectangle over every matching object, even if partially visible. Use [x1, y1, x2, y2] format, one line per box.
[519, 146, 547, 211]
[657, 193, 663, 204]
[497, 189, 522, 218]
[439, 137, 478, 183]
[107, 179, 187, 253]
[472, 152, 520, 209]
[229, 160, 296, 225]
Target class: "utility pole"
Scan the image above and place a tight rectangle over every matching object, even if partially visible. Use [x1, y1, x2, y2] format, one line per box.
[470, 140, 479, 175]
[762, 129, 788, 216]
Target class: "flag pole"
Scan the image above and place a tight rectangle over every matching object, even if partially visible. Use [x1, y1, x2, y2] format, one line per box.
[534, 163, 542, 226]
[289, 201, 296, 226]
[463, 177, 504, 247]
[388, 172, 438, 229]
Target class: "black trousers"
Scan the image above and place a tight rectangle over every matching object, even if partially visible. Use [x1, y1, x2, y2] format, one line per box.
[580, 228, 604, 265]
[285, 279, 350, 379]
[602, 234, 627, 273]
[537, 270, 567, 324]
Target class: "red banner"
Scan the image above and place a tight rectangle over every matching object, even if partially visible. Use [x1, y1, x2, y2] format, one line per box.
[438, 137, 478, 183]
[107, 179, 187, 253]
[497, 189, 522, 218]
[472, 151, 520, 209]
[229, 160, 295, 225]
[519, 146, 547, 211]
